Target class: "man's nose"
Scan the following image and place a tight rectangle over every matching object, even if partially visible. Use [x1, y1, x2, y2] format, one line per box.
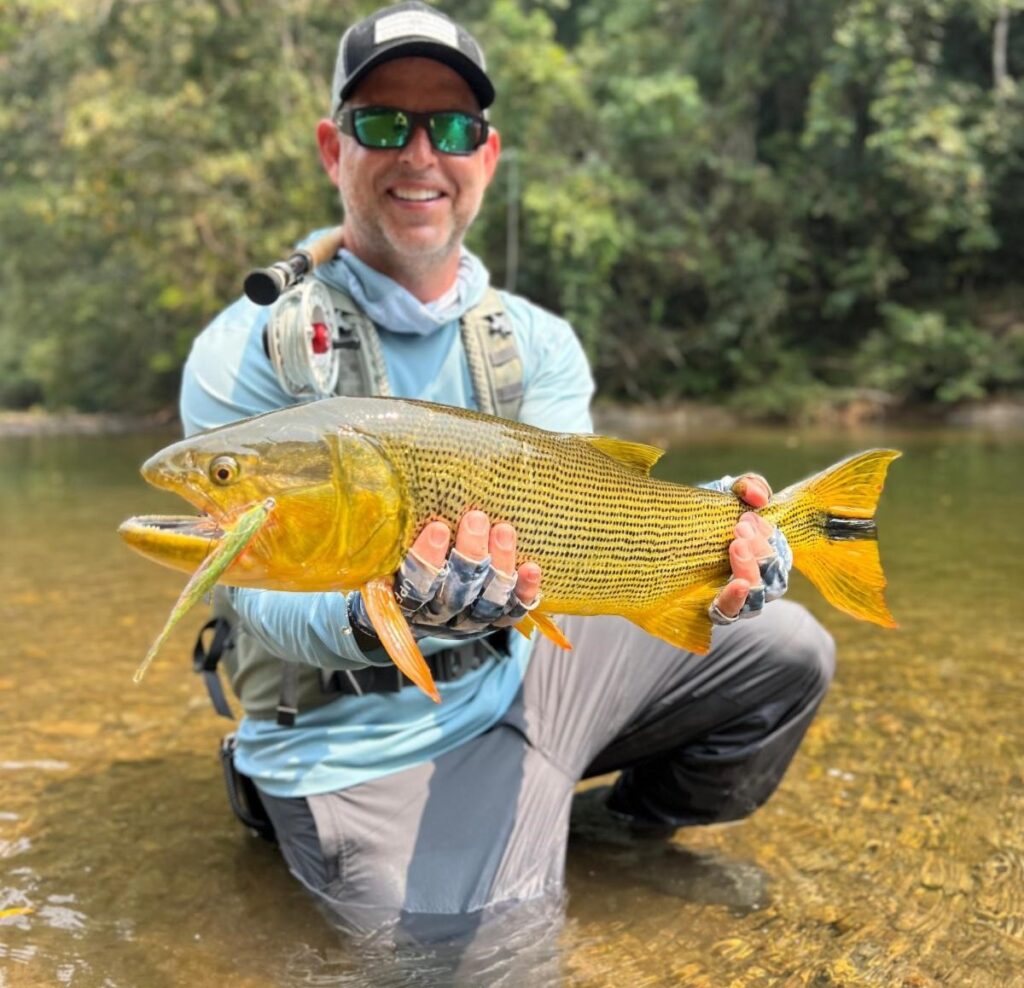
[398, 123, 437, 167]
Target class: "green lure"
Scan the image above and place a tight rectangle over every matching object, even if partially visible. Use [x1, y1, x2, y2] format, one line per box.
[133, 497, 275, 683]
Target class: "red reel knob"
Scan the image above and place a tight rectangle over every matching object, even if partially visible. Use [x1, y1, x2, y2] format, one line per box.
[311, 322, 330, 355]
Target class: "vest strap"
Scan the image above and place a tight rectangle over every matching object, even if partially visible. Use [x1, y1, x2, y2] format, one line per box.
[219, 733, 277, 843]
[460, 288, 524, 420]
[276, 663, 300, 727]
[327, 288, 392, 397]
[192, 617, 235, 720]
[322, 282, 523, 418]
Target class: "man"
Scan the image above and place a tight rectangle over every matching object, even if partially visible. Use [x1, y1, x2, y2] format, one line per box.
[181, 1, 834, 938]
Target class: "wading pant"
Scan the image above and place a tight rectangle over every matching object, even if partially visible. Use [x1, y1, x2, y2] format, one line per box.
[259, 600, 834, 936]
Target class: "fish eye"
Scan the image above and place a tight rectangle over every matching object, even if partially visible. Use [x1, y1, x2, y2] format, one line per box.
[209, 455, 240, 486]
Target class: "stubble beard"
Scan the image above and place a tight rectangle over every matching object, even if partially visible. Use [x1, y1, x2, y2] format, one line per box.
[339, 187, 471, 279]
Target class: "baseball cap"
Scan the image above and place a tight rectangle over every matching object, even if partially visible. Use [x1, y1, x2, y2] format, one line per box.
[330, 2, 495, 117]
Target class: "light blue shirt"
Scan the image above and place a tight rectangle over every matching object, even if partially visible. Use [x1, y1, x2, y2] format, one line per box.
[180, 237, 594, 797]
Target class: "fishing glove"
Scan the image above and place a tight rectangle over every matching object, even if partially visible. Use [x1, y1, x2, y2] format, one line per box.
[701, 473, 792, 621]
[347, 547, 536, 642]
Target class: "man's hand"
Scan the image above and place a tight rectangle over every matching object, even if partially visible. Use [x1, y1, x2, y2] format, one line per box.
[410, 511, 541, 616]
[348, 511, 542, 643]
[710, 474, 791, 623]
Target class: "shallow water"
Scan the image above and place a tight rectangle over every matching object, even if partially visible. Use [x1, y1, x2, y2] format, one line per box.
[1, 425, 1022, 987]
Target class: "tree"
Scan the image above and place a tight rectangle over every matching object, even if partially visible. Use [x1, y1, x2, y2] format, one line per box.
[2, 0, 1021, 416]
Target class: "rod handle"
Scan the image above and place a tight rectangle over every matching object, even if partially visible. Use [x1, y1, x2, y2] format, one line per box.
[243, 227, 346, 306]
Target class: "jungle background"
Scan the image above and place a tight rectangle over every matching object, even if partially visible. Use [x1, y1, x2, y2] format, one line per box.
[2, 0, 1022, 421]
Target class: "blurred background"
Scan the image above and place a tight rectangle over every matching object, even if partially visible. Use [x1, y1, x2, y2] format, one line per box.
[2, 0, 1022, 422]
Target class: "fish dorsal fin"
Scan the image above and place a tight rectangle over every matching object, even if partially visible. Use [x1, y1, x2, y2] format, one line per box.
[581, 435, 664, 474]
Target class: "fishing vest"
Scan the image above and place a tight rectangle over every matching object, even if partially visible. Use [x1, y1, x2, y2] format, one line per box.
[201, 284, 524, 724]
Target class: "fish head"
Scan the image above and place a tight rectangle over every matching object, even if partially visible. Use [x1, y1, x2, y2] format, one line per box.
[122, 414, 338, 586]
[140, 420, 334, 520]
[121, 408, 409, 590]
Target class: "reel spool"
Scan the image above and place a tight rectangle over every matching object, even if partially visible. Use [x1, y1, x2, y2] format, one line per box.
[264, 280, 341, 398]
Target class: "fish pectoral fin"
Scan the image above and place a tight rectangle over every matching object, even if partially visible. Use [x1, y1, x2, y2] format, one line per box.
[358, 578, 441, 703]
[514, 611, 573, 650]
[632, 581, 722, 656]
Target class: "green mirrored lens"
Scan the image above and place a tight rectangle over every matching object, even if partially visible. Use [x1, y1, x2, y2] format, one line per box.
[429, 113, 479, 153]
[354, 109, 410, 148]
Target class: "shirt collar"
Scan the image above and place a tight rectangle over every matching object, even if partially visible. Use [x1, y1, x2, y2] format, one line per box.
[306, 231, 491, 336]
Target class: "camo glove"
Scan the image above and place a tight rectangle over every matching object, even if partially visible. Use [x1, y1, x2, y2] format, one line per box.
[347, 546, 536, 643]
[701, 473, 792, 619]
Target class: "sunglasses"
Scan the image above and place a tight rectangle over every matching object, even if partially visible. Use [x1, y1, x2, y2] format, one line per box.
[336, 106, 489, 156]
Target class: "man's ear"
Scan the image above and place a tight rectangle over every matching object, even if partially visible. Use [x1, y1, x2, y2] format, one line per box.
[481, 126, 501, 186]
[316, 119, 342, 185]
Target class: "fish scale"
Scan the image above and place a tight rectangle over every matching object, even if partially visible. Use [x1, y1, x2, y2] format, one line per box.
[340, 399, 738, 613]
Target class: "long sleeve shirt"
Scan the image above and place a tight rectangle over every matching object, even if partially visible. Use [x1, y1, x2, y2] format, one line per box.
[180, 242, 594, 796]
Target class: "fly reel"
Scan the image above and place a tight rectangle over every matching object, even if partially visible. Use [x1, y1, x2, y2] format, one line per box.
[264, 279, 345, 398]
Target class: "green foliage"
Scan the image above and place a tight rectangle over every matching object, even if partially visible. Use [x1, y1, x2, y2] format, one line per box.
[855, 302, 1024, 402]
[1, 0, 1022, 416]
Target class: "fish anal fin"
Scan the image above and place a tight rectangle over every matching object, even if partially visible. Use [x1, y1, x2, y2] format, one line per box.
[632, 581, 721, 656]
[514, 611, 573, 650]
[358, 578, 441, 703]
[581, 435, 664, 474]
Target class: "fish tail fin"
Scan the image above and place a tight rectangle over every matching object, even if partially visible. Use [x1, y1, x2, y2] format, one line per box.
[777, 448, 901, 628]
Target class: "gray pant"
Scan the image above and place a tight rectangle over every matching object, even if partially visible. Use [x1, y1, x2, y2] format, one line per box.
[259, 601, 834, 936]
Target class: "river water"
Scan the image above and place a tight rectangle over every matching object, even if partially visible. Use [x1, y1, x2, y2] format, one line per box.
[1, 425, 1021, 987]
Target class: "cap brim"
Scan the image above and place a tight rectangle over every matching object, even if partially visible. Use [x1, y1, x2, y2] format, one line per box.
[338, 40, 495, 110]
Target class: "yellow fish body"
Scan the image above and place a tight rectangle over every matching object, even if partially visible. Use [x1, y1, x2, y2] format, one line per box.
[119, 397, 899, 701]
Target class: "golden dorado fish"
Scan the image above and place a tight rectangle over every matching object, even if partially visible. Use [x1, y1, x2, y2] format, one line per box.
[119, 396, 900, 702]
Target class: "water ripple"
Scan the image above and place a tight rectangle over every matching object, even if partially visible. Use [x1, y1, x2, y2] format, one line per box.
[0, 760, 70, 772]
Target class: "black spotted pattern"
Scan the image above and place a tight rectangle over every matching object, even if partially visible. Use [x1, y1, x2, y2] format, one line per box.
[303, 397, 756, 617]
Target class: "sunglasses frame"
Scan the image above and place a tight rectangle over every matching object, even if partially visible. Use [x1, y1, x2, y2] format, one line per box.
[336, 105, 490, 156]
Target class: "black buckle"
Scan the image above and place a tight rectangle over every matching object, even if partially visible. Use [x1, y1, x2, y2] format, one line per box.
[333, 309, 365, 349]
[275, 705, 298, 727]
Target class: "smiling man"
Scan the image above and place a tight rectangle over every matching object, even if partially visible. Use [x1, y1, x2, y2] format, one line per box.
[179, 1, 835, 939]
[323, 58, 498, 294]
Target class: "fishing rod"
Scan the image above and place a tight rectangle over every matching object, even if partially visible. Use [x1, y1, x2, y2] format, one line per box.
[243, 227, 346, 306]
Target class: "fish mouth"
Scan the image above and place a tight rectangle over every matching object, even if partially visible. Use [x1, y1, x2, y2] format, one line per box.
[123, 514, 226, 538]
[118, 513, 226, 575]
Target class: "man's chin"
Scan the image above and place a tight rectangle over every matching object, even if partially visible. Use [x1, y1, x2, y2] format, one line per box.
[386, 231, 460, 264]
